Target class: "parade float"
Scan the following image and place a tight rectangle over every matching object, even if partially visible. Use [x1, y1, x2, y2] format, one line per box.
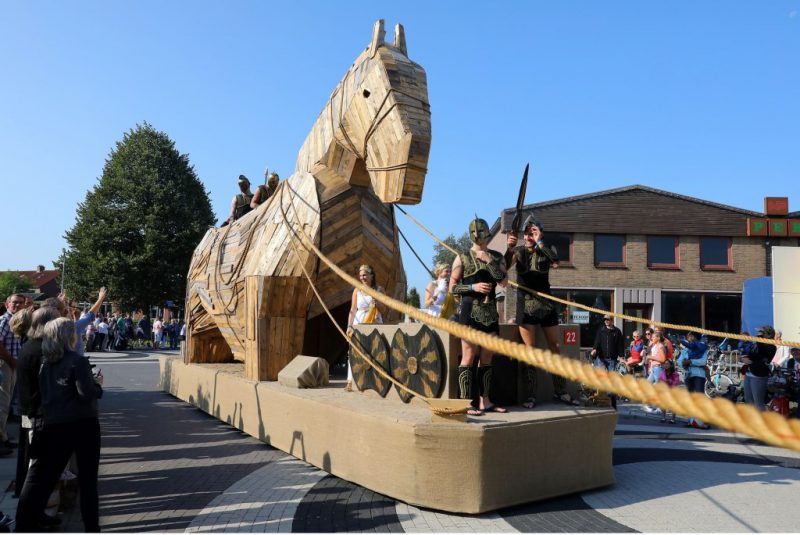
[160, 20, 616, 513]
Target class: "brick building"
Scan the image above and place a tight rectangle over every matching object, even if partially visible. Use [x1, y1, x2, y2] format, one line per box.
[489, 185, 799, 347]
[1, 265, 60, 301]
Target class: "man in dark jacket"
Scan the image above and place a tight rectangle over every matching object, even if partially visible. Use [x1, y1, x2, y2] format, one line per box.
[589, 314, 624, 409]
[591, 315, 624, 364]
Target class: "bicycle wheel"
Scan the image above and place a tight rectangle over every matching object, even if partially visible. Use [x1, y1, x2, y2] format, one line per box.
[705, 373, 733, 399]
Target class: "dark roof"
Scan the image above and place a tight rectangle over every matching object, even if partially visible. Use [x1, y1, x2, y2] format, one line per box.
[789, 211, 800, 218]
[15, 269, 60, 289]
[499, 184, 763, 231]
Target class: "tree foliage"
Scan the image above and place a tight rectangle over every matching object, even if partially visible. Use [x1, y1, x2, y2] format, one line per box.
[0, 272, 34, 300]
[431, 232, 471, 270]
[405, 287, 421, 309]
[58, 123, 216, 311]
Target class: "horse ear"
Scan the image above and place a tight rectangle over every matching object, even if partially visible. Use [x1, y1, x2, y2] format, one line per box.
[368, 19, 385, 56]
[393, 24, 407, 55]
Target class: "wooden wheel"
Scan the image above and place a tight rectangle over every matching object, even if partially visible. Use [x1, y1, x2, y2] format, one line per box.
[349, 329, 391, 397]
[390, 325, 444, 403]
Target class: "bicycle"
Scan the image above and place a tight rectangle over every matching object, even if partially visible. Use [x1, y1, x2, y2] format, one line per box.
[704, 349, 742, 399]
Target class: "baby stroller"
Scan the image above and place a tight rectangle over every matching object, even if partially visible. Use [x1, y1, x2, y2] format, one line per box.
[767, 368, 796, 417]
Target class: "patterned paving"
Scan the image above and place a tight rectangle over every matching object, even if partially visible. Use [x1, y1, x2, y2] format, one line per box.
[50, 356, 800, 532]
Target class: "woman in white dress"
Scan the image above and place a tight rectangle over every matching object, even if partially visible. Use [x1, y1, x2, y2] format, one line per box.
[345, 264, 384, 391]
[422, 263, 451, 316]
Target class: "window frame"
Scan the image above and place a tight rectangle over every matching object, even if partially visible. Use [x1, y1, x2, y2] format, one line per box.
[699, 237, 733, 271]
[548, 232, 574, 267]
[593, 233, 627, 268]
[646, 235, 680, 270]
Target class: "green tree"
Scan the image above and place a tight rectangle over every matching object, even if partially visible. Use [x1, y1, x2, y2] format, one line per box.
[0, 272, 34, 300]
[431, 232, 471, 269]
[58, 123, 216, 311]
[406, 287, 421, 309]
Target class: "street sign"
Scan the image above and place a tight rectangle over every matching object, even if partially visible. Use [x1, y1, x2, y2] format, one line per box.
[571, 310, 590, 324]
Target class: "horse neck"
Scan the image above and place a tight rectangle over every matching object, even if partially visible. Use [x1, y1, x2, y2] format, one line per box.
[295, 51, 373, 202]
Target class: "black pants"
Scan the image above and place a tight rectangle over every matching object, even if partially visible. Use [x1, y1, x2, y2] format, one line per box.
[16, 418, 101, 532]
[14, 422, 30, 498]
[92, 333, 105, 352]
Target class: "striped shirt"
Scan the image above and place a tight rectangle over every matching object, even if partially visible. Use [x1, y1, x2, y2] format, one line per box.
[0, 311, 21, 360]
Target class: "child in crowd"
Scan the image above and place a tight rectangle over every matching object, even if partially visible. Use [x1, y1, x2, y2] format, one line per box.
[659, 359, 681, 423]
[627, 331, 646, 375]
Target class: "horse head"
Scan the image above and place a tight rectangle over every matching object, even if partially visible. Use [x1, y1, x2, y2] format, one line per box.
[306, 20, 431, 205]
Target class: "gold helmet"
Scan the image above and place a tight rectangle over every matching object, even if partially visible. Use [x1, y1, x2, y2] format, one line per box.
[267, 172, 279, 188]
[469, 217, 490, 243]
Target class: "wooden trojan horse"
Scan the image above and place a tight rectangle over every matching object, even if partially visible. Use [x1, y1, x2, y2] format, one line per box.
[184, 20, 431, 380]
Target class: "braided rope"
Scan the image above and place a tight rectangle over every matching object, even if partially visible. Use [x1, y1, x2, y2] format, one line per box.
[293, 202, 800, 452]
[395, 206, 800, 349]
[279, 185, 465, 416]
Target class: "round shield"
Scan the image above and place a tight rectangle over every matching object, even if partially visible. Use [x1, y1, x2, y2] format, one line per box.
[349, 329, 392, 397]
[390, 325, 444, 403]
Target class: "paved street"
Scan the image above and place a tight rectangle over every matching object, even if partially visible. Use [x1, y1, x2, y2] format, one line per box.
[1, 349, 799, 532]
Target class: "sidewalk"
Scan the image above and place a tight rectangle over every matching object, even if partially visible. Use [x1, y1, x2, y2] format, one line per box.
[0, 434, 83, 532]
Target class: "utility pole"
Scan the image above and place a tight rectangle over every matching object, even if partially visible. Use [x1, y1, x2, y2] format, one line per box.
[60, 249, 66, 294]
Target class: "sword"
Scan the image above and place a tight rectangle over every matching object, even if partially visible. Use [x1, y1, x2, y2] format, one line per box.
[510, 163, 529, 235]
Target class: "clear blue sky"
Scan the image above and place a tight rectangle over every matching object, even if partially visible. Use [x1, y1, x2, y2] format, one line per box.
[2, 1, 798, 295]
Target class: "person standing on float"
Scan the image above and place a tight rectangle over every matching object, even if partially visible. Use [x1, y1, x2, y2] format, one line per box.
[506, 215, 572, 408]
[449, 218, 508, 416]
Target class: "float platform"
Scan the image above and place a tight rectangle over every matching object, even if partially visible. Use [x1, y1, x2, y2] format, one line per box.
[160, 351, 616, 514]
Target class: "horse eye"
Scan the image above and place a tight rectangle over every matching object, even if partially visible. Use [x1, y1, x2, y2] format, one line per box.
[362, 89, 371, 98]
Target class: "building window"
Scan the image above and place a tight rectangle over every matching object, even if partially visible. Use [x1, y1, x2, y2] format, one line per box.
[662, 292, 702, 332]
[700, 237, 732, 270]
[594, 234, 626, 268]
[704, 293, 742, 336]
[549, 232, 573, 266]
[647, 236, 679, 269]
[553, 289, 613, 347]
[662, 291, 741, 342]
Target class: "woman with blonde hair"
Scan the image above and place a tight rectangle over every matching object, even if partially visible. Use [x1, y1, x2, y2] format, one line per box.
[345, 264, 384, 391]
[16, 317, 103, 532]
[422, 263, 452, 317]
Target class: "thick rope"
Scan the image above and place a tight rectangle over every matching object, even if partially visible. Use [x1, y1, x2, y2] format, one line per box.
[395, 206, 800, 349]
[279, 185, 465, 415]
[294, 202, 800, 452]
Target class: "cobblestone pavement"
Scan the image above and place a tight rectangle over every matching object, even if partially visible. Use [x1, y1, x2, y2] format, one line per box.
[1, 349, 799, 532]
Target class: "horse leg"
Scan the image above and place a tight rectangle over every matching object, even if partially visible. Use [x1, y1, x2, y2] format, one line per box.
[245, 275, 313, 381]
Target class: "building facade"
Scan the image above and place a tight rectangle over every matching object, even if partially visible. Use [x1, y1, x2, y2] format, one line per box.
[489, 185, 799, 347]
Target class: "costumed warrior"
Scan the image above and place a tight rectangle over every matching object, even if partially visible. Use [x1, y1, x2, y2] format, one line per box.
[422, 263, 451, 317]
[506, 214, 573, 408]
[251, 169, 280, 209]
[224, 175, 254, 226]
[450, 217, 508, 416]
[345, 265, 384, 392]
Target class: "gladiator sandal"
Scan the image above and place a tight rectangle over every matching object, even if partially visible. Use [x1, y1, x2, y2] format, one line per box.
[458, 366, 481, 416]
[524, 365, 537, 409]
[478, 365, 507, 413]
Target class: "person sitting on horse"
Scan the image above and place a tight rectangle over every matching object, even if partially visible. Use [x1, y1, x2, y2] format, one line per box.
[225, 175, 254, 225]
[251, 170, 280, 209]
